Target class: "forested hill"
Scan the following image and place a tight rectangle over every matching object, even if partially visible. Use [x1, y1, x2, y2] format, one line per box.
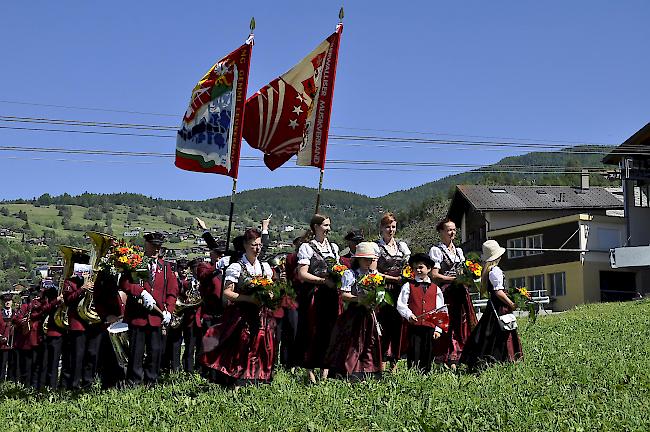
[5, 145, 619, 234]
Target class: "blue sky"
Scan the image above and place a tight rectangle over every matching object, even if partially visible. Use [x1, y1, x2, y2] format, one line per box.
[1, 1, 649, 200]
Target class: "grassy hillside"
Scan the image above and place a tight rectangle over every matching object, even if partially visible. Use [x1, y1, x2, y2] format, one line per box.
[1, 300, 648, 431]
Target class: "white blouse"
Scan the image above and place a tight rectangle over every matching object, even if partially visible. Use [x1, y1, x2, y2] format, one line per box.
[489, 266, 505, 291]
[297, 239, 339, 266]
[429, 243, 465, 270]
[224, 255, 272, 284]
[396, 276, 446, 334]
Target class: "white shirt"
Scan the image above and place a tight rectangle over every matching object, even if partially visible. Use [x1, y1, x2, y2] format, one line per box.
[224, 255, 272, 284]
[429, 243, 465, 270]
[489, 266, 505, 291]
[216, 255, 231, 270]
[297, 239, 339, 266]
[397, 276, 446, 334]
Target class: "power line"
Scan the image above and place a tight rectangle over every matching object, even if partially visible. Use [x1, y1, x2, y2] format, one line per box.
[0, 145, 614, 175]
[0, 122, 633, 157]
[0, 99, 618, 146]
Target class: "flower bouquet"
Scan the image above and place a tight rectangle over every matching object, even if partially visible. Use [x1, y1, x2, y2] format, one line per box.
[455, 252, 483, 292]
[401, 264, 414, 282]
[100, 239, 149, 282]
[508, 286, 537, 324]
[358, 273, 393, 309]
[325, 257, 348, 289]
[249, 276, 296, 309]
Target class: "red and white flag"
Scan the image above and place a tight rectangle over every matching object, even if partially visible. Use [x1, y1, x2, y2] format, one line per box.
[243, 24, 342, 170]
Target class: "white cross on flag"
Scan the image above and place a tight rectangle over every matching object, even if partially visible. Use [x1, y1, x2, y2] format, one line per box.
[243, 24, 342, 170]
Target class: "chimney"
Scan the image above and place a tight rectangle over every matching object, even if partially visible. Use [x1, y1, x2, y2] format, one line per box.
[581, 169, 590, 190]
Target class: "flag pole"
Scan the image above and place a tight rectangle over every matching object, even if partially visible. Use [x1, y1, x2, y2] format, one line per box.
[314, 7, 344, 215]
[225, 17, 255, 253]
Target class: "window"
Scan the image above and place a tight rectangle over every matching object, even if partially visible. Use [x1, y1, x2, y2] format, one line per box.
[507, 237, 525, 259]
[633, 184, 650, 208]
[549, 272, 566, 297]
[526, 234, 543, 256]
[528, 274, 544, 293]
[490, 188, 507, 193]
[509, 277, 525, 289]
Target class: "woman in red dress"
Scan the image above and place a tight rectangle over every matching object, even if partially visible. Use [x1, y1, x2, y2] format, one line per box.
[201, 228, 276, 387]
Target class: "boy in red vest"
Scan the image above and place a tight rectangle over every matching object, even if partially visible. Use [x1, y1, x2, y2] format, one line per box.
[396, 253, 448, 372]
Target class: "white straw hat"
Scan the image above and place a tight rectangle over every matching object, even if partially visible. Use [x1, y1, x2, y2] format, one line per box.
[482, 239, 506, 262]
[353, 241, 379, 259]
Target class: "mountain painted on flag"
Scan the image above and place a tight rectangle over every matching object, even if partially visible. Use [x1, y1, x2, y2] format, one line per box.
[176, 41, 252, 178]
[243, 24, 342, 170]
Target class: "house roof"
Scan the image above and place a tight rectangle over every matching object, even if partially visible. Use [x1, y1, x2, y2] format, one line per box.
[603, 122, 650, 164]
[452, 185, 624, 212]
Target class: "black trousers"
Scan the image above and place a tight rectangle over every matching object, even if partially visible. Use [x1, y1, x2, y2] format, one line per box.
[277, 308, 299, 368]
[16, 349, 33, 385]
[7, 350, 18, 382]
[0, 350, 9, 381]
[161, 327, 182, 373]
[406, 325, 436, 373]
[182, 323, 202, 373]
[82, 325, 103, 387]
[127, 325, 162, 385]
[62, 331, 86, 389]
[98, 329, 126, 389]
[44, 336, 63, 388]
[30, 344, 47, 389]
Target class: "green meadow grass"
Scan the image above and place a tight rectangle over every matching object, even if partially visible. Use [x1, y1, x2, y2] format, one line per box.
[1, 300, 649, 431]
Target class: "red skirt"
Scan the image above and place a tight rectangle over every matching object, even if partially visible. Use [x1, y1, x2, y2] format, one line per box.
[296, 284, 342, 369]
[435, 282, 478, 364]
[201, 303, 276, 384]
[325, 303, 383, 379]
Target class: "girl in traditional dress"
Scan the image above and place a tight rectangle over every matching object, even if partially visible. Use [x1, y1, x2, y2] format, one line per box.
[201, 228, 277, 386]
[428, 218, 477, 369]
[460, 240, 523, 368]
[296, 214, 341, 383]
[397, 253, 447, 372]
[375, 213, 411, 370]
[325, 242, 383, 380]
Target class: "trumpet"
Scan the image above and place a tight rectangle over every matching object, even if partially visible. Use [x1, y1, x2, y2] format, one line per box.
[43, 245, 90, 333]
[77, 231, 115, 325]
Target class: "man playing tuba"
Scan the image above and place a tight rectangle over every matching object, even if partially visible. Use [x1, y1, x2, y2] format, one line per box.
[120, 232, 178, 386]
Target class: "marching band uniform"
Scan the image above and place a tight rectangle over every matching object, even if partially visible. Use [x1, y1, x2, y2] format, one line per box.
[375, 238, 411, 362]
[397, 277, 446, 372]
[40, 291, 65, 388]
[0, 296, 14, 381]
[277, 251, 300, 368]
[325, 266, 383, 380]
[296, 238, 341, 370]
[202, 255, 276, 385]
[61, 276, 88, 389]
[120, 252, 178, 385]
[429, 242, 477, 365]
[12, 297, 35, 385]
[93, 270, 126, 389]
[196, 260, 222, 379]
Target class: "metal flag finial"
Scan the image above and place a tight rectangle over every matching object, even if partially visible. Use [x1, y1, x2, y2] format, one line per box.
[339, 7, 344, 22]
[250, 17, 256, 33]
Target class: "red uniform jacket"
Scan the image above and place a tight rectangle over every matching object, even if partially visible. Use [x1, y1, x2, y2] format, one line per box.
[120, 259, 178, 327]
[12, 302, 33, 350]
[407, 281, 441, 329]
[94, 272, 124, 324]
[28, 297, 48, 346]
[196, 262, 223, 326]
[63, 278, 87, 332]
[0, 312, 13, 350]
[41, 297, 65, 338]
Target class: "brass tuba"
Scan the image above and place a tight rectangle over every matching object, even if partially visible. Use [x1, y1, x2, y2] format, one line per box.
[44, 245, 90, 332]
[77, 231, 115, 324]
[169, 271, 202, 329]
